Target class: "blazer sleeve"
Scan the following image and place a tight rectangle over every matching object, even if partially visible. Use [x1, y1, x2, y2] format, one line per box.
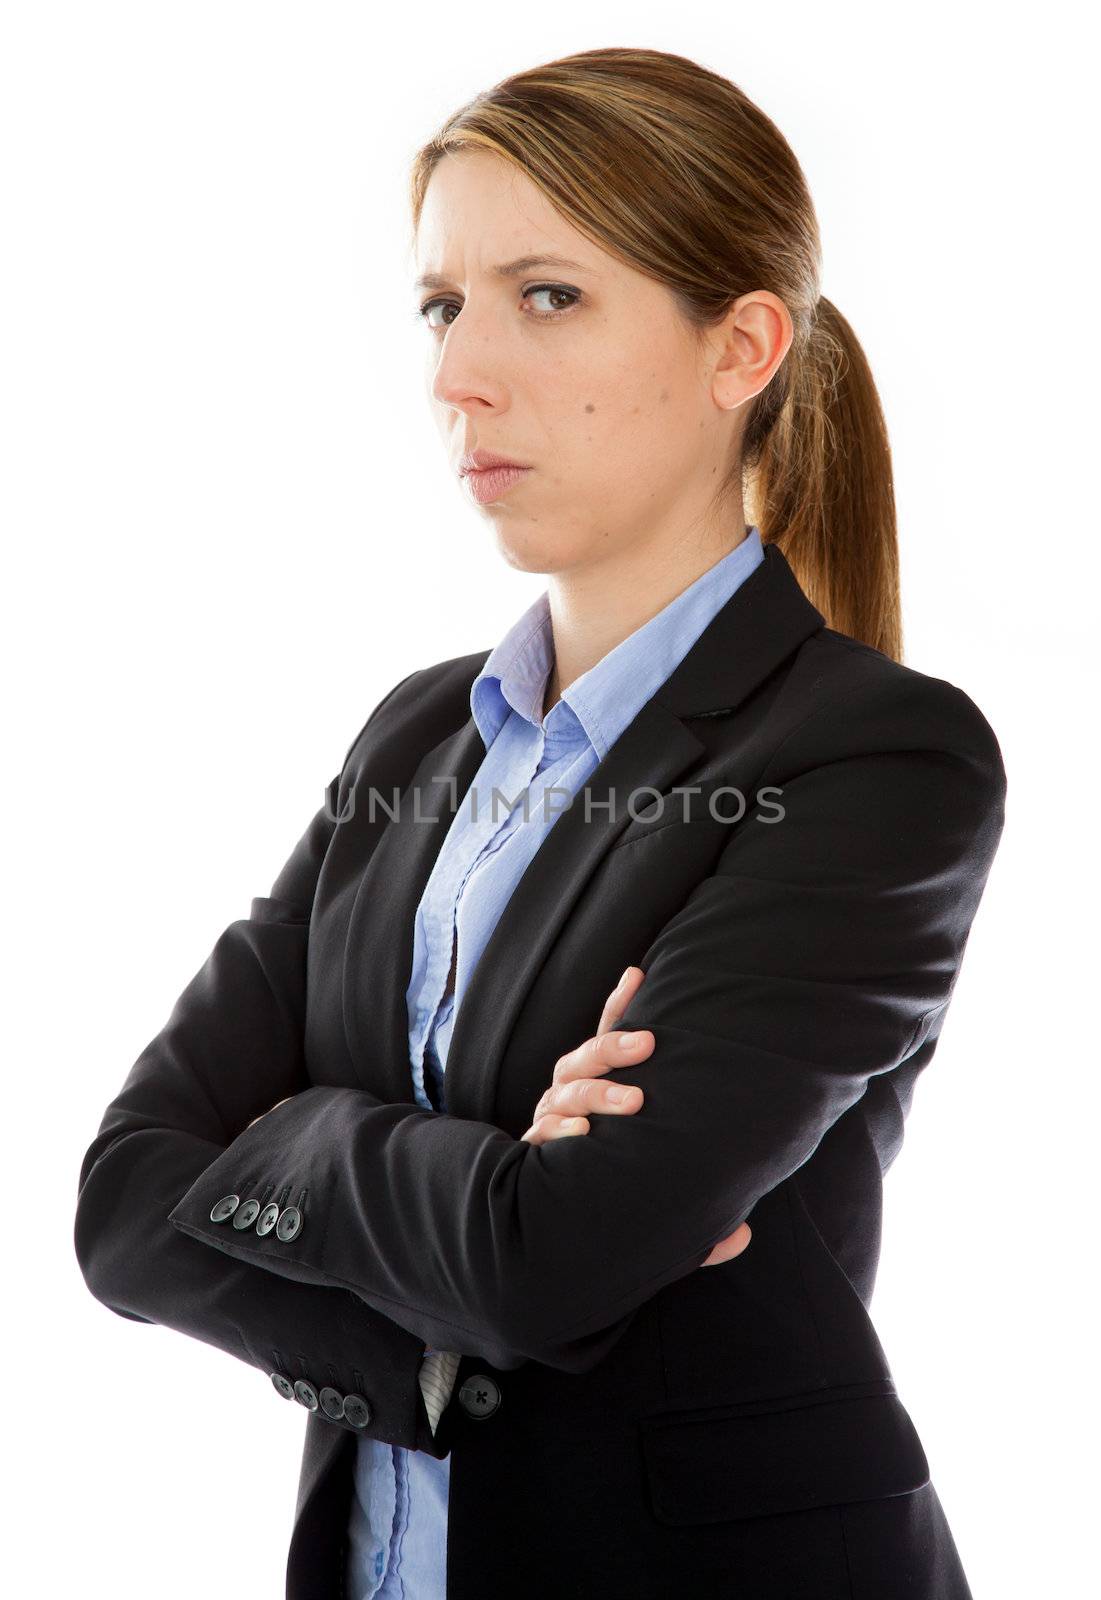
[72, 669, 456, 1454]
[163, 672, 1008, 1376]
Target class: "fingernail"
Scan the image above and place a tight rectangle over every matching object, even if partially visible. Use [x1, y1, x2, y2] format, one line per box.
[559, 1118, 580, 1131]
[619, 1031, 640, 1049]
[618, 968, 632, 988]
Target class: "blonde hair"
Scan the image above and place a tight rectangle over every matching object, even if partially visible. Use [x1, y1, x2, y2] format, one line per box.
[409, 46, 903, 661]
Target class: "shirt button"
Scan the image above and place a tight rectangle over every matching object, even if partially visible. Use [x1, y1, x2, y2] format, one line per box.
[458, 1374, 502, 1420]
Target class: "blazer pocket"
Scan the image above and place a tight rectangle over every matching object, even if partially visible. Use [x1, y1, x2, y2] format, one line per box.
[639, 1385, 930, 1526]
[611, 795, 722, 851]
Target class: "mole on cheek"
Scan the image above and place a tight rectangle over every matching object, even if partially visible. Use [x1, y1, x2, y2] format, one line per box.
[584, 403, 596, 413]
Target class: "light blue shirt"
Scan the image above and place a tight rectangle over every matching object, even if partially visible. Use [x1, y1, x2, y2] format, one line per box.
[346, 527, 765, 1597]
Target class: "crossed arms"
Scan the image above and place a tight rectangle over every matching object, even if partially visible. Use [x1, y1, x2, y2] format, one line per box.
[75, 670, 1006, 1421]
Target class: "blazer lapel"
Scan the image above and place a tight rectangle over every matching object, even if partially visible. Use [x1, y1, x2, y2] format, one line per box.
[342, 714, 486, 1105]
[342, 541, 825, 1120]
[443, 698, 704, 1121]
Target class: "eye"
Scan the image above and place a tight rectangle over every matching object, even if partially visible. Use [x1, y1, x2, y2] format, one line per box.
[522, 283, 582, 319]
[414, 283, 582, 330]
[415, 298, 460, 331]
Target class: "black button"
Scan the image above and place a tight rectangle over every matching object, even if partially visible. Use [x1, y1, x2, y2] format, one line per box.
[319, 1386, 345, 1420]
[293, 1379, 319, 1410]
[270, 1372, 295, 1400]
[458, 1373, 502, 1419]
[276, 1205, 303, 1242]
[342, 1393, 372, 1429]
[210, 1194, 240, 1222]
[232, 1198, 262, 1230]
[255, 1202, 280, 1236]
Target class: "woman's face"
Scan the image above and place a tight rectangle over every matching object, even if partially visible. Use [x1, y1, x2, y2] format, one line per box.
[413, 148, 783, 578]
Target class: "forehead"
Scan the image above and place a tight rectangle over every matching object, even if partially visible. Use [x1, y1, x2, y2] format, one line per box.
[413, 151, 606, 284]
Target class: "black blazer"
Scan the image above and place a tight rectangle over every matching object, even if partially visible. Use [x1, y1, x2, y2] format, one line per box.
[74, 542, 1006, 1599]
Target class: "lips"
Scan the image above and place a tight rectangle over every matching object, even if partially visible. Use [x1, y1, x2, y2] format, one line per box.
[459, 449, 531, 476]
[463, 462, 532, 504]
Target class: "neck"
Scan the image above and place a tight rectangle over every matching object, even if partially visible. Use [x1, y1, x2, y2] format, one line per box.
[541, 518, 751, 718]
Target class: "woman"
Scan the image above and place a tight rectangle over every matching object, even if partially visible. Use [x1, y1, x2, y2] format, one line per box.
[74, 46, 1006, 1600]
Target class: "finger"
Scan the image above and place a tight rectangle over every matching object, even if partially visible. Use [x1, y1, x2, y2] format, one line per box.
[245, 1095, 292, 1131]
[529, 1075, 644, 1125]
[550, 1023, 655, 1091]
[520, 1114, 591, 1146]
[699, 1223, 753, 1268]
[596, 965, 646, 1036]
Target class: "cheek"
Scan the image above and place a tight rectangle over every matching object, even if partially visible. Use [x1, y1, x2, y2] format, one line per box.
[599, 391, 694, 480]
[539, 333, 699, 492]
[585, 343, 696, 450]
[559, 379, 677, 463]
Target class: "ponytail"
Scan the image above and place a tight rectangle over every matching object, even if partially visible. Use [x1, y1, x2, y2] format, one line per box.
[745, 296, 903, 662]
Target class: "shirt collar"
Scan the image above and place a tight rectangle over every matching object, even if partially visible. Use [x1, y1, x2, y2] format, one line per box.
[471, 527, 764, 758]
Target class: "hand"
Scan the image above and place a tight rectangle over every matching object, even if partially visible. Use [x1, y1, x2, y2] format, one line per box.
[520, 967, 752, 1269]
[520, 965, 654, 1144]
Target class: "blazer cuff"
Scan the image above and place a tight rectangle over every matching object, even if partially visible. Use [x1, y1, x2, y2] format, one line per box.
[165, 1085, 365, 1292]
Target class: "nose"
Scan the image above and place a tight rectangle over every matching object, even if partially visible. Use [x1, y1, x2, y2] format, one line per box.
[429, 305, 511, 419]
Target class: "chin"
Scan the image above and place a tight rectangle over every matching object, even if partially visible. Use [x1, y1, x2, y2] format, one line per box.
[491, 511, 611, 574]
[491, 529, 576, 577]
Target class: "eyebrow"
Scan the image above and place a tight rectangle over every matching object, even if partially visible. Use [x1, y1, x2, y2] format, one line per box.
[413, 254, 592, 292]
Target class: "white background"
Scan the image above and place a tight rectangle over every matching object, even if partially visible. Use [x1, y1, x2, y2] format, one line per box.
[5, 3, 1096, 1596]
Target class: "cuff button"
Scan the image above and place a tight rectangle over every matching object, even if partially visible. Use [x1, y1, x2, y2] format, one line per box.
[275, 1205, 303, 1242]
[319, 1387, 345, 1420]
[270, 1372, 295, 1400]
[342, 1393, 372, 1429]
[293, 1379, 319, 1410]
[255, 1202, 281, 1236]
[210, 1194, 240, 1223]
[232, 1198, 262, 1230]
